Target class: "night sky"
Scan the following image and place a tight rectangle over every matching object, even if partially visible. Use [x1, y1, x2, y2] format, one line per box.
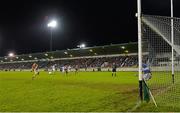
[0, 0, 180, 56]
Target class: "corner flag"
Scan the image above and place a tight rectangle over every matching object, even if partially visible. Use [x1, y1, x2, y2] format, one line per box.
[143, 80, 150, 102]
[143, 80, 158, 107]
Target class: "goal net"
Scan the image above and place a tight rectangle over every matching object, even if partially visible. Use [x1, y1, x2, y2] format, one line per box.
[141, 14, 180, 110]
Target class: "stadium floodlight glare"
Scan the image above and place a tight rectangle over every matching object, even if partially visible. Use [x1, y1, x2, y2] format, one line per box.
[125, 50, 129, 53]
[78, 43, 86, 48]
[45, 53, 48, 56]
[121, 46, 125, 49]
[29, 55, 32, 58]
[47, 20, 57, 28]
[8, 53, 14, 57]
[89, 49, 93, 52]
[81, 44, 86, 48]
[64, 52, 68, 55]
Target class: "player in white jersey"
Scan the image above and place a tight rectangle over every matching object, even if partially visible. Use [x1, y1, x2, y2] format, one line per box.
[61, 66, 65, 73]
[52, 64, 56, 74]
[68, 66, 71, 72]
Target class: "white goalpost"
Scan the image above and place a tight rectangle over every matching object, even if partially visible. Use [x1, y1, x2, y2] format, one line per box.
[137, 0, 143, 101]
[171, 0, 175, 84]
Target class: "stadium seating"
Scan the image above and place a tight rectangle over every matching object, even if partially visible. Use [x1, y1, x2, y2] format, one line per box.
[0, 56, 138, 71]
[0, 43, 139, 71]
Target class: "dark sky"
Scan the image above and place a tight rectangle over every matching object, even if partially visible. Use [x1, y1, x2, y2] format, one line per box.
[0, 0, 180, 56]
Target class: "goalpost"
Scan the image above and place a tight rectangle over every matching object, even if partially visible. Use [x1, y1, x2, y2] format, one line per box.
[171, 0, 175, 84]
[137, 0, 143, 101]
[137, 0, 180, 109]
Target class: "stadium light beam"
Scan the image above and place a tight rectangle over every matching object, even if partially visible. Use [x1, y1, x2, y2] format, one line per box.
[47, 20, 57, 51]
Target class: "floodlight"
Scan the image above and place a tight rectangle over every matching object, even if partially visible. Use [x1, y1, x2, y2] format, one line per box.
[89, 49, 93, 52]
[121, 46, 125, 49]
[78, 43, 86, 48]
[47, 20, 57, 28]
[45, 53, 48, 56]
[77, 43, 86, 48]
[64, 52, 68, 55]
[8, 53, 14, 57]
[125, 50, 129, 53]
[81, 44, 86, 48]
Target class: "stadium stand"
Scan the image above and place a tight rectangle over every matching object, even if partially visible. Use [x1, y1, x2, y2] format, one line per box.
[0, 42, 139, 71]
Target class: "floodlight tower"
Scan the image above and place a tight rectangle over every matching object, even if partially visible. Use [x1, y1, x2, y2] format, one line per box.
[47, 20, 57, 51]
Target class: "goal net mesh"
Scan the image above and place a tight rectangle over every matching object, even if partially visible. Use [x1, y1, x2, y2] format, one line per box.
[142, 14, 180, 110]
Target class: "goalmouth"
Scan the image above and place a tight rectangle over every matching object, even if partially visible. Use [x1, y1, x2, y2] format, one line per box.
[137, 0, 180, 110]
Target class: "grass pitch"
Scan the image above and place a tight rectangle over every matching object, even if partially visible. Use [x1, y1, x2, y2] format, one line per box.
[0, 71, 179, 112]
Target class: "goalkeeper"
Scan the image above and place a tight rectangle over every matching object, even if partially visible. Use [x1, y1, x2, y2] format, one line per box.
[142, 63, 152, 81]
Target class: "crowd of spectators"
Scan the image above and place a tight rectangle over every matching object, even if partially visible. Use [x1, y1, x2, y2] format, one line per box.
[0, 55, 138, 71]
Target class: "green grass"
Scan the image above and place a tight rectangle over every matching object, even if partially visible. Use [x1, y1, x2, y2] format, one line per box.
[0, 71, 179, 112]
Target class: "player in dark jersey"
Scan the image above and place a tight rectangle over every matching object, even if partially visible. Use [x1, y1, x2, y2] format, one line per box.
[112, 63, 117, 77]
[64, 65, 68, 75]
[75, 65, 79, 75]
